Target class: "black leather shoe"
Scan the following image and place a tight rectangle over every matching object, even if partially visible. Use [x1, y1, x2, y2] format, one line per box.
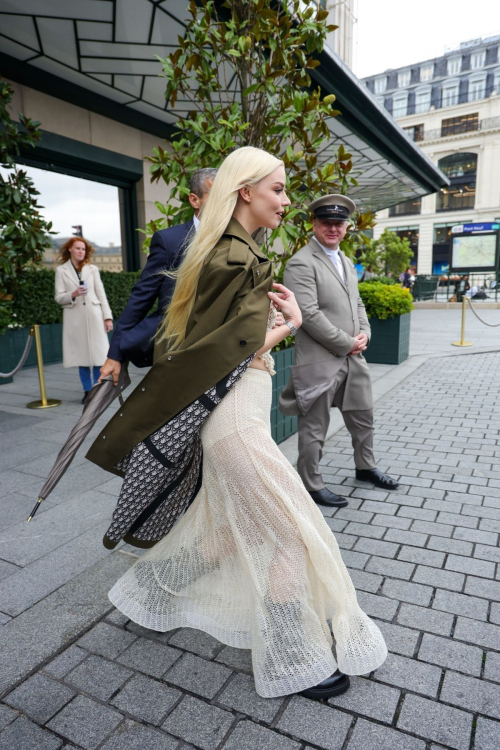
[309, 488, 348, 508]
[300, 670, 350, 700]
[81, 391, 90, 405]
[356, 468, 399, 490]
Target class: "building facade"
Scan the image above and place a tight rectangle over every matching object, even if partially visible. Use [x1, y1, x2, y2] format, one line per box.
[362, 36, 500, 274]
[325, 0, 357, 69]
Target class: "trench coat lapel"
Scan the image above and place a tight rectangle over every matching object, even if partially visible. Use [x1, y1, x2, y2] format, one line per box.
[311, 238, 349, 295]
[61, 259, 78, 285]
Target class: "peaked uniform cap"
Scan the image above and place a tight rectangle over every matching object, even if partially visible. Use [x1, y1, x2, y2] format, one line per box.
[308, 194, 356, 220]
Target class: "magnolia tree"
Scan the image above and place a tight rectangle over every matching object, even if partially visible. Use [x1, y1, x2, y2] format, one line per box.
[144, 0, 375, 278]
[0, 79, 53, 303]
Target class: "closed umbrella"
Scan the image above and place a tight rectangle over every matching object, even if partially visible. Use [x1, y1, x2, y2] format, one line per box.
[27, 365, 131, 521]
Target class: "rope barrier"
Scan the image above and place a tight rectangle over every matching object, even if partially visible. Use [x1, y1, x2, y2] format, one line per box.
[466, 297, 500, 328]
[0, 327, 34, 378]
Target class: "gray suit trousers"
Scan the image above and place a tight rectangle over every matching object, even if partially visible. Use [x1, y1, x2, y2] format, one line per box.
[297, 360, 375, 491]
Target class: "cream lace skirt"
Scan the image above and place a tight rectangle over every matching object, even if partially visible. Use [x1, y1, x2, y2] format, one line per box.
[109, 368, 387, 697]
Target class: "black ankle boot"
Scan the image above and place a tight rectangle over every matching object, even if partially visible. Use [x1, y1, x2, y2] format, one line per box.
[300, 669, 350, 700]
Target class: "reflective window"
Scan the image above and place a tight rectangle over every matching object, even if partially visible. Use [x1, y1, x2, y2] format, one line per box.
[469, 76, 486, 101]
[0, 164, 125, 271]
[415, 88, 431, 113]
[390, 226, 419, 263]
[471, 50, 485, 69]
[403, 124, 424, 142]
[441, 113, 478, 136]
[447, 57, 461, 75]
[495, 68, 500, 93]
[389, 198, 422, 217]
[442, 84, 459, 107]
[437, 153, 477, 212]
[420, 64, 434, 82]
[398, 70, 411, 87]
[393, 94, 408, 117]
[374, 76, 387, 94]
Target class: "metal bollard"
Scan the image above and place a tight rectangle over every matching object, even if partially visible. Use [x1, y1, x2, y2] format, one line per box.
[27, 325, 62, 409]
[451, 296, 473, 348]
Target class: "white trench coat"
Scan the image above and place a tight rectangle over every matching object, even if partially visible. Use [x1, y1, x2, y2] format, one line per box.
[54, 260, 113, 368]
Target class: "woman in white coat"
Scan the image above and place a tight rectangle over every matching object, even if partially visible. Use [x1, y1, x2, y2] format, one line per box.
[55, 237, 113, 402]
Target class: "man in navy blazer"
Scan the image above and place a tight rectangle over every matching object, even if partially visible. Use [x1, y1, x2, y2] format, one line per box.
[100, 168, 217, 384]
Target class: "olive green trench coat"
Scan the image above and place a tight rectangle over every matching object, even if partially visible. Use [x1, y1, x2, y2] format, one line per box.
[86, 219, 273, 476]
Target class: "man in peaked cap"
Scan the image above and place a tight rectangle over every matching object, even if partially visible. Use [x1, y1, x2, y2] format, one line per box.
[279, 194, 399, 508]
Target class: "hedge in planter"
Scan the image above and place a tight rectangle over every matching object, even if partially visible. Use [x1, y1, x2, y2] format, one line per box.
[358, 281, 414, 365]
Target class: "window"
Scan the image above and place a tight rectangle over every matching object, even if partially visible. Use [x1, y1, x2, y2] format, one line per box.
[403, 124, 424, 142]
[420, 64, 434, 82]
[437, 153, 477, 212]
[471, 50, 485, 69]
[392, 93, 408, 117]
[441, 113, 478, 136]
[390, 227, 419, 263]
[415, 87, 431, 113]
[442, 83, 459, 107]
[494, 68, 500, 93]
[447, 57, 461, 75]
[398, 70, 411, 87]
[374, 76, 387, 94]
[375, 95, 385, 107]
[469, 74, 486, 101]
[389, 198, 422, 216]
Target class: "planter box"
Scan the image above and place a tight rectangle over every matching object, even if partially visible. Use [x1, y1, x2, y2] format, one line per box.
[0, 324, 63, 385]
[271, 346, 297, 444]
[364, 313, 411, 365]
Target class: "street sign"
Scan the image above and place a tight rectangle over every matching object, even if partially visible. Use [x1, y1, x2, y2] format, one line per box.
[452, 223, 500, 234]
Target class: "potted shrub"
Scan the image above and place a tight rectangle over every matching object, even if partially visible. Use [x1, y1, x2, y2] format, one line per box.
[358, 281, 414, 365]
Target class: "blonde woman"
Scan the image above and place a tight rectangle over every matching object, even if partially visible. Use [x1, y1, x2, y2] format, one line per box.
[55, 237, 113, 402]
[87, 147, 387, 700]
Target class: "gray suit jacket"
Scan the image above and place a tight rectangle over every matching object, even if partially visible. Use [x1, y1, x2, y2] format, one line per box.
[279, 237, 373, 415]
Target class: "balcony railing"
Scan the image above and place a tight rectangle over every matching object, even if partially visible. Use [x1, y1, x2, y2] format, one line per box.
[408, 116, 500, 142]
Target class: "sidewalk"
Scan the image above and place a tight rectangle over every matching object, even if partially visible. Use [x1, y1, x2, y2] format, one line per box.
[1, 312, 499, 749]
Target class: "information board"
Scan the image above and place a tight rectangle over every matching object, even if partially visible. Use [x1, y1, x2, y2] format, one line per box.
[451, 233, 498, 271]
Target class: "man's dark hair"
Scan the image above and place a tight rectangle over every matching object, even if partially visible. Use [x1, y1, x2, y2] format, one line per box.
[189, 168, 218, 198]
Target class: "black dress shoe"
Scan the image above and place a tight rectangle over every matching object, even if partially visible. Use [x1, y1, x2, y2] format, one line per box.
[81, 391, 90, 405]
[300, 670, 350, 700]
[309, 488, 348, 508]
[356, 467, 399, 490]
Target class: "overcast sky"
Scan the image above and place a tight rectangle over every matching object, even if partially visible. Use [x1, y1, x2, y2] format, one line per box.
[353, 0, 498, 78]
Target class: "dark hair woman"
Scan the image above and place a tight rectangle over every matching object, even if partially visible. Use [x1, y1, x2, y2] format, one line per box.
[86, 147, 387, 700]
[55, 237, 113, 402]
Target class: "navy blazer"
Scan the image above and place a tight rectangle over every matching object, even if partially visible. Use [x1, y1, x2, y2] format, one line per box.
[108, 220, 193, 365]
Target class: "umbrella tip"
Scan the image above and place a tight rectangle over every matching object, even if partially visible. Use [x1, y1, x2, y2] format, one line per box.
[27, 497, 43, 523]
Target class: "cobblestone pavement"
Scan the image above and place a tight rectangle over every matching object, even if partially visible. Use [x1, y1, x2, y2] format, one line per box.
[1, 351, 500, 749]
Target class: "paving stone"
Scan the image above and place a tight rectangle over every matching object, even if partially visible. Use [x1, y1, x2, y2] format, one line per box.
[168, 628, 223, 659]
[423, 498, 463, 514]
[0, 559, 18, 582]
[441, 670, 500, 720]
[445, 554, 495, 579]
[453, 616, 500, 650]
[411, 520, 455, 538]
[336, 507, 374, 524]
[427, 536, 473, 556]
[358, 499, 399, 515]
[125, 621, 174, 645]
[163, 695, 234, 750]
[374, 652, 441, 697]
[365, 556, 415, 580]
[484, 651, 500, 683]
[4, 673, 75, 724]
[372, 514, 412, 531]
[0, 716, 62, 750]
[329, 676, 399, 723]
[343, 521, 385, 539]
[43, 646, 88, 679]
[348, 569, 383, 593]
[77, 622, 137, 659]
[118, 637, 182, 678]
[418, 633, 483, 676]
[217, 673, 283, 723]
[473, 717, 500, 750]
[454, 527, 498, 545]
[216, 646, 253, 674]
[384, 529, 429, 547]
[101, 720, 178, 750]
[341, 550, 370, 570]
[47, 695, 123, 750]
[397, 506, 437, 521]
[465, 575, 500, 601]
[65, 655, 132, 701]
[277, 696, 352, 750]
[356, 591, 399, 621]
[353, 538, 399, 558]
[105, 609, 130, 627]
[397, 546, 445, 567]
[222, 719, 300, 750]
[412, 565, 465, 592]
[382, 579, 433, 606]
[0, 704, 17, 730]
[432, 589, 489, 621]
[332, 532, 357, 550]
[474, 543, 500, 564]
[346, 718, 426, 750]
[397, 603, 453, 636]
[110, 675, 180, 726]
[373, 620, 419, 657]
[438, 511, 479, 529]
[164, 652, 232, 699]
[397, 693, 472, 750]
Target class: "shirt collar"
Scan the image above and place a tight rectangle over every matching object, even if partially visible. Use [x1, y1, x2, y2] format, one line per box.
[193, 213, 200, 230]
[312, 236, 341, 257]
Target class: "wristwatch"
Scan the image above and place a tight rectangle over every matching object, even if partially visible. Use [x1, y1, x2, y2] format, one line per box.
[285, 320, 298, 336]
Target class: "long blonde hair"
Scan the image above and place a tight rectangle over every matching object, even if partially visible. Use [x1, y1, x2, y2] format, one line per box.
[158, 146, 283, 350]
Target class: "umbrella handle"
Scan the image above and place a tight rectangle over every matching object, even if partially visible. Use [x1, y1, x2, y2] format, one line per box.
[27, 497, 44, 522]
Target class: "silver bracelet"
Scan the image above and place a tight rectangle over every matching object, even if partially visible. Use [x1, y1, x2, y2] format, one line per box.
[285, 320, 297, 336]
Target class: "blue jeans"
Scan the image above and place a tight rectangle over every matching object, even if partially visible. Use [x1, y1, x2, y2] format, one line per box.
[79, 366, 100, 392]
